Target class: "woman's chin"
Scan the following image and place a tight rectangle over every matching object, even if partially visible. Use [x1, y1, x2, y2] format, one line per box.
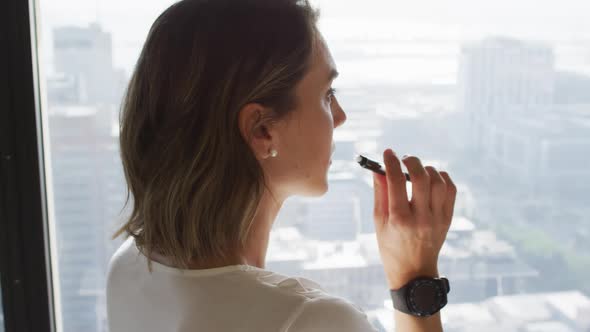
[295, 163, 331, 197]
[300, 177, 329, 197]
[314, 175, 330, 196]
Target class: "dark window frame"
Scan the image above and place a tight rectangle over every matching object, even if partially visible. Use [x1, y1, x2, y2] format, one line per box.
[0, 0, 56, 331]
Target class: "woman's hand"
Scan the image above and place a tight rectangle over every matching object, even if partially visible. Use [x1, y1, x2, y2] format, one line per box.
[373, 149, 457, 290]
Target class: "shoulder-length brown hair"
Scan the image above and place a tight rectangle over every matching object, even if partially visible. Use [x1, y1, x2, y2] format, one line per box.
[114, 0, 320, 269]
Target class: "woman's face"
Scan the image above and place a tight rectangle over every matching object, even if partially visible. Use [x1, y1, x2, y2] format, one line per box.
[265, 34, 347, 198]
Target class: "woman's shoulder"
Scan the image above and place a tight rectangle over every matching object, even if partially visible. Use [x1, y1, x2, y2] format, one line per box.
[246, 268, 327, 298]
[107, 237, 135, 271]
[246, 269, 378, 331]
[282, 293, 378, 332]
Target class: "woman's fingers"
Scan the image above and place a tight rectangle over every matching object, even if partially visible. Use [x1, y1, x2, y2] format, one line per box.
[425, 166, 446, 214]
[373, 173, 389, 223]
[383, 149, 410, 218]
[439, 171, 457, 222]
[401, 155, 430, 213]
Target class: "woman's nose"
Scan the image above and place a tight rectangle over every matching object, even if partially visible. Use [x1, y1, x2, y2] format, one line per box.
[333, 102, 346, 128]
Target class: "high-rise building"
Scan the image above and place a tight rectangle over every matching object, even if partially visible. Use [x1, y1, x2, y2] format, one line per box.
[457, 37, 555, 151]
[52, 23, 125, 105]
[49, 106, 127, 332]
[482, 104, 590, 207]
[456, 39, 590, 205]
[554, 71, 590, 104]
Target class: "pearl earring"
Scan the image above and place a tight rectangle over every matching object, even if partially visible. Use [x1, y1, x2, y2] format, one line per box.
[269, 148, 278, 158]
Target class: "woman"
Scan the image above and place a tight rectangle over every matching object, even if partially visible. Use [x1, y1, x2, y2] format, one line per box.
[106, 0, 457, 331]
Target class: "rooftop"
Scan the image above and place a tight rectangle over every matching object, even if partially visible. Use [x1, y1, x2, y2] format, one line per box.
[368, 290, 590, 331]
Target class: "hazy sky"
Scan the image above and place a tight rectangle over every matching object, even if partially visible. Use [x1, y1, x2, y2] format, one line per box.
[36, 0, 590, 82]
[39, 0, 590, 39]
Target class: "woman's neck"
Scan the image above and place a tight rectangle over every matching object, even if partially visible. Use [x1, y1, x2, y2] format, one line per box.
[148, 188, 285, 270]
[239, 188, 284, 268]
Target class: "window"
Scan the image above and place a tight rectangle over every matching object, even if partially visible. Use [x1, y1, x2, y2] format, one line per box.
[33, 0, 590, 331]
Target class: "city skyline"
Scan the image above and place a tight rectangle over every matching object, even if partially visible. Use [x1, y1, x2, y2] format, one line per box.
[27, 3, 590, 331]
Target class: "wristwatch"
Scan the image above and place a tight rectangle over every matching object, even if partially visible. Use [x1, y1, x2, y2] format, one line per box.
[389, 276, 450, 317]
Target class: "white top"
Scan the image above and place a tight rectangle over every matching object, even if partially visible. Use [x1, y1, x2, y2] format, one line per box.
[107, 237, 379, 332]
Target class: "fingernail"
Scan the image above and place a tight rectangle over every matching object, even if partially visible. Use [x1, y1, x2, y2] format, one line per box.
[385, 149, 397, 157]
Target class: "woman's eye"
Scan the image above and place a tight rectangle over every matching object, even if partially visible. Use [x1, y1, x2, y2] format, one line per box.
[326, 87, 337, 102]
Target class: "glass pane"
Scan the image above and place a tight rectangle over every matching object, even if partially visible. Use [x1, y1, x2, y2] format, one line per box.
[37, 2, 178, 330]
[36, 0, 590, 331]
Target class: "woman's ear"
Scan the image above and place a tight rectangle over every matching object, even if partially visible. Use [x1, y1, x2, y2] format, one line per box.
[238, 103, 277, 161]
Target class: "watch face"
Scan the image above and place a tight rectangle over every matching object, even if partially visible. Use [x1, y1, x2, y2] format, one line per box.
[407, 279, 448, 317]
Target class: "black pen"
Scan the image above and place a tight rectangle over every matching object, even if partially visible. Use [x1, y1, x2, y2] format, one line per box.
[356, 154, 411, 182]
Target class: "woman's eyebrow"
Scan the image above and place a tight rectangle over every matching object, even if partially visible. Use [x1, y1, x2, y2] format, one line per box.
[327, 68, 339, 82]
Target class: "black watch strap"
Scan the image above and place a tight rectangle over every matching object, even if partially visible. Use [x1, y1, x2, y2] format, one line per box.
[389, 277, 450, 317]
[390, 284, 411, 314]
